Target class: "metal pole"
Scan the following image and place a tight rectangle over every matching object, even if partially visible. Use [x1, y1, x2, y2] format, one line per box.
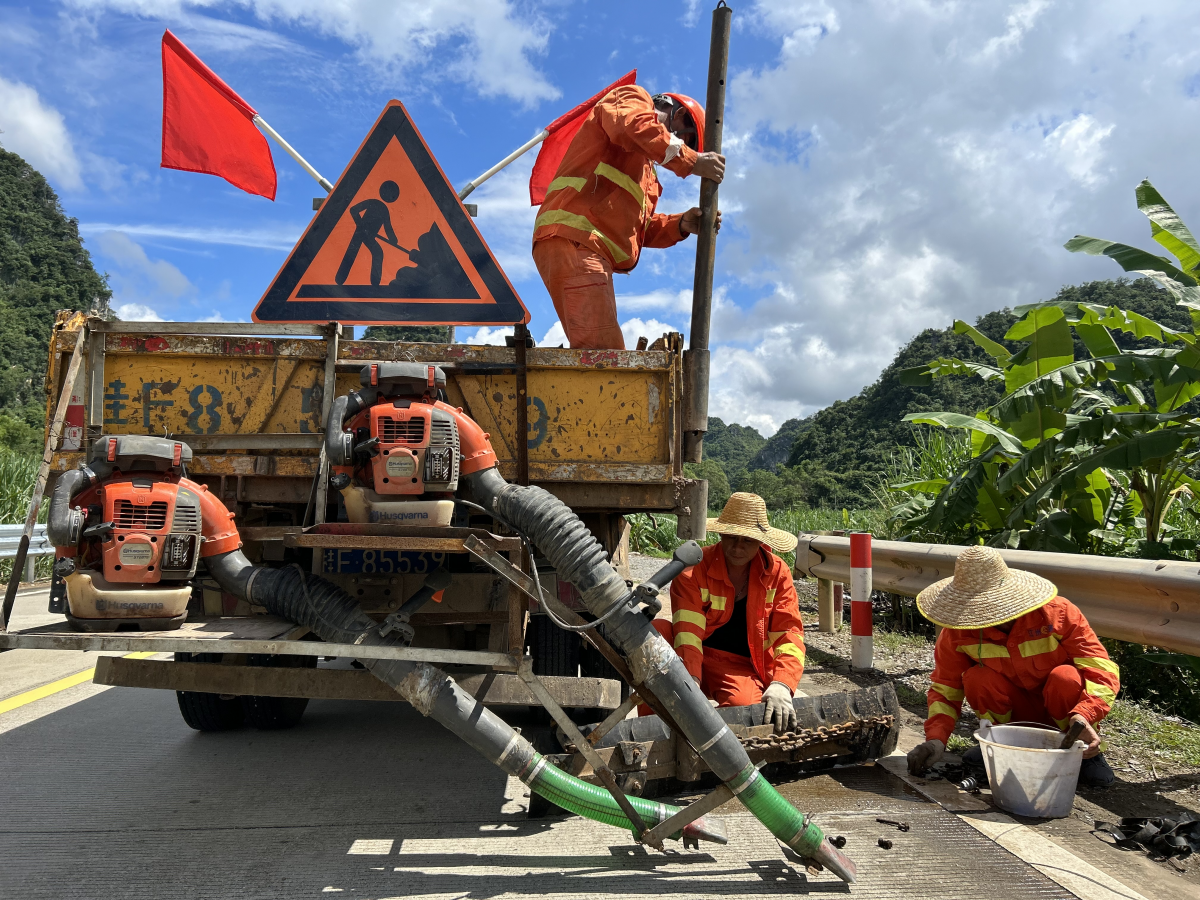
[850, 533, 874, 671]
[458, 130, 549, 201]
[683, 2, 732, 464]
[514, 323, 530, 486]
[2, 323, 89, 632]
[253, 115, 334, 192]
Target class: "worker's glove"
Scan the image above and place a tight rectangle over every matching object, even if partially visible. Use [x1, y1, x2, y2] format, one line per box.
[906, 739, 945, 776]
[762, 681, 797, 733]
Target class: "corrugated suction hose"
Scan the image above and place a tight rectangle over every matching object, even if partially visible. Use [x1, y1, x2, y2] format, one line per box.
[205, 552, 724, 846]
[468, 467, 856, 882]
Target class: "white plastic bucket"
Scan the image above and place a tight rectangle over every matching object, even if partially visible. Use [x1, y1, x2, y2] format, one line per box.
[974, 721, 1086, 818]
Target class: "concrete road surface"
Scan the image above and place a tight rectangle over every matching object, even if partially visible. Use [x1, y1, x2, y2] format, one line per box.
[0, 588, 1124, 900]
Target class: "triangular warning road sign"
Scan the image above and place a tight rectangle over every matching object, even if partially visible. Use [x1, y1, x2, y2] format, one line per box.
[253, 101, 529, 326]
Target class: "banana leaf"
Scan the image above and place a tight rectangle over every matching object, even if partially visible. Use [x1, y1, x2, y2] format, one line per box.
[953, 319, 1011, 365]
[1004, 307, 1074, 392]
[1141, 652, 1200, 676]
[1136, 179, 1200, 274]
[899, 358, 1003, 385]
[903, 412, 1024, 454]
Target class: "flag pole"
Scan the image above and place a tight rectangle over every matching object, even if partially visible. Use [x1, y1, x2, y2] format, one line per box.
[457, 129, 549, 201]
[253, 115, 334, 192]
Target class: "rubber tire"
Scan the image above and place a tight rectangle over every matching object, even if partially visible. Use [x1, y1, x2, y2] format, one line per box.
[529, 614, 580, 677]
[174, 652, 244, 732]
[240, 654, 318, 730]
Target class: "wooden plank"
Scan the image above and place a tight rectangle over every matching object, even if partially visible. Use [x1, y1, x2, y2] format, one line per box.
[93, 321, 328, 336]
[94, 657, 621, 708]
[181, 434, 322, 450]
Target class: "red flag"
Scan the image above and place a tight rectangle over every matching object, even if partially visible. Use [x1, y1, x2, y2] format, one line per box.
[529, 70, 636, 206]
[161, 30, 277, 200]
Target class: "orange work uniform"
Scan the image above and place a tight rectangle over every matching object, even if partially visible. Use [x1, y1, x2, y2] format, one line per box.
[651, 543, 806, 707]
[533, 85, 698, 350]
[923, 596, 1120, 744]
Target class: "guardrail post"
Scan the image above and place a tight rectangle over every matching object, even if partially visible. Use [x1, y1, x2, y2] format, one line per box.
[850, 532, 873, 671]
[24, 555, 34, 584]
[834, 583, 844, 629]
[817, 578, 835, 632]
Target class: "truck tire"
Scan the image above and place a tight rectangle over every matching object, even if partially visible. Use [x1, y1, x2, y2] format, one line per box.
[528, 614, 580, 677]
[174, 652, 244, 732]
[240, 654, 318, 730]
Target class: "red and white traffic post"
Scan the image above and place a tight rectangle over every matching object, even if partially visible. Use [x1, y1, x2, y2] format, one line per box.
[850, 532, 873, 671]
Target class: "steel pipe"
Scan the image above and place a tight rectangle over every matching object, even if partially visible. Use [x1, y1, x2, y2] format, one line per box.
[795, 534, 1200, 655]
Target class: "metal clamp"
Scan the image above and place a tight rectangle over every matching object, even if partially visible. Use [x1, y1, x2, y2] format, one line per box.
[378, 612, 415, 645]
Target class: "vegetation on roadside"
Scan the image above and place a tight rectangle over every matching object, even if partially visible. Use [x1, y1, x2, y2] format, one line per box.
[0, 147, 107, 453]
[0, 448, 48, 581]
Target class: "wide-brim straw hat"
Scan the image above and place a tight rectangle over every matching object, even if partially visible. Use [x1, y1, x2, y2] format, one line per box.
[916, 545, 1057, 629]
[707, 492, 798, 554]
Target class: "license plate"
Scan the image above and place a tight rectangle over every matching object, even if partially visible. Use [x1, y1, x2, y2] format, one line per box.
[321, 549, 447, 575]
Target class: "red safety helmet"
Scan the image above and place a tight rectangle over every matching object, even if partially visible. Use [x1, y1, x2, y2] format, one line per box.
[653, 93, 705, 153]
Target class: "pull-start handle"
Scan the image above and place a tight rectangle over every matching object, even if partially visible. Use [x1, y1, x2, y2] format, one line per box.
[633, 540, 704, 617]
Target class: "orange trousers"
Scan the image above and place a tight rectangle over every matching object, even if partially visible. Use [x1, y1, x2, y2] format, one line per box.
[643, 619, 765, 713]
[964, 664, 1086, 730]
[532, 237, 625, 350]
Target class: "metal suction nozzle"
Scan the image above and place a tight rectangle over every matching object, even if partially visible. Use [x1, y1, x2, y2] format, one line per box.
[809, 835, 858, 884]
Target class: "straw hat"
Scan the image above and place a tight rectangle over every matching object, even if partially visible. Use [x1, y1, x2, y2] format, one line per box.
[916, 545, 1057, 629]
[706, 492, 798, 554]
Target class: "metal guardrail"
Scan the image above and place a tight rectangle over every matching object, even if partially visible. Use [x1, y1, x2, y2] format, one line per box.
[0, 524, 52, 583]
[795, 534, 1200, 657]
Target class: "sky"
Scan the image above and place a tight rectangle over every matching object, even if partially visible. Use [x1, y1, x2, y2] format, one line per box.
[2, 1, 1200, 436]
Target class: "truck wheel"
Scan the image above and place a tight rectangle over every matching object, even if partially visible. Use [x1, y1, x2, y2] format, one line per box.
[241, 654, 318, 730]
[174, 652, 244, 732]
[529, 615, 580, 677]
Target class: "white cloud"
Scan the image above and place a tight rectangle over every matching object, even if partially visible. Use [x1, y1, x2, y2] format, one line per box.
[537, 321, 565, 347]
[620, 317, 675, 348]
[92, 231, 197, 322]
[469, 153, 540, 282]
[68, 0, 559, 106]
[0, 76, 83, 190]
[460, 325, 513, 345]
[80, 221, 303, 251]
[114, 302, 169, 321]
[702, 0, 1200, 433]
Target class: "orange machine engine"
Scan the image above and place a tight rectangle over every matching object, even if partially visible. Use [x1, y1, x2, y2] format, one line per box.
[360, 401, 460, 496]
[46, 435, 241, 631]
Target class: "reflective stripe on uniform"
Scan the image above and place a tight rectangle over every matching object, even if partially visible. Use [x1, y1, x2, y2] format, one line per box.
[774, 642, 805, 661]
[673, 609, 706, 629]
[930, 681, 965, 702]
[594, 162, 646, 212]
[547, 175, 587, 195]
[764, 588, 776, 607]
[959, 643, 1011, 660]
[928, 701, 958, 721]
[708, 594, 727, 611]
[763, 630, 786, 649]
[533, 210, 631, 262]
[674, 632, 702, 651]
[978, 709, 1013, 724]
[1085, 680, 1117, 705]
[1075, 656, 1120, 675]
[1018, 634, 1061, 657]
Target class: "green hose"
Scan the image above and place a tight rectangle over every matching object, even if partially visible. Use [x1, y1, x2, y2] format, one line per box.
[526, 753, 687, 838]
[728, 763, 825, 856]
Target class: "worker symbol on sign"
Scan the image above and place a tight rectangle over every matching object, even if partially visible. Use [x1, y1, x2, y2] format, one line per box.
[336, 180, 403, 286]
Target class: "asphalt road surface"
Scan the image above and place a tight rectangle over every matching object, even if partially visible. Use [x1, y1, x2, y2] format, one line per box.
[0, 588, 1130, 900]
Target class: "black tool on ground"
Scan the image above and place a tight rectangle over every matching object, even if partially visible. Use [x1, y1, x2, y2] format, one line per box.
[877, 838, 893, 850]
[831, 835, 847, 849]
[1093, 814, 1200, 860]
[876, 818, 910, 832]
[958, 776, 982, 793]
[1060, 719, 1087, 749]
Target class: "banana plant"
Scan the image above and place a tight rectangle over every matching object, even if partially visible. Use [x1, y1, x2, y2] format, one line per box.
[893, 181, 1200, 554]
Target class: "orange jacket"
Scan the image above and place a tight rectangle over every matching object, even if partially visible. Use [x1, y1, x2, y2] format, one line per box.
[668, 543, 806, 692]
[924, 595, 1120, 743]
[533, 85, 698, 272]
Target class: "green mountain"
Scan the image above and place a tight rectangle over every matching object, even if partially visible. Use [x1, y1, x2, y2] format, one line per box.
[0, 148, 108, 451]
[362, 325, 451, 342]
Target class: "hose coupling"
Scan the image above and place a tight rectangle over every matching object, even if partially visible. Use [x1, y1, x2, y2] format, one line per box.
[378, 611, 415, 645]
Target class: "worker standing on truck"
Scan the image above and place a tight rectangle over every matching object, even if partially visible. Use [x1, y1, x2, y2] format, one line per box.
[906, 546, 1119, 788]
[651, 493, 806, 732]
[532, 86, 726, 349]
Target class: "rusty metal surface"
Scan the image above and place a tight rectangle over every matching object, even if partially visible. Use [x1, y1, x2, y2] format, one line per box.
[797, 533, 1200, 655]
[93, 657, 620, 708]
[47, 318, 685, 497]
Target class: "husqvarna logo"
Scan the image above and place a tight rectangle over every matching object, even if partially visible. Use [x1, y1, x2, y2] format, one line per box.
[369, 510, 430, 523]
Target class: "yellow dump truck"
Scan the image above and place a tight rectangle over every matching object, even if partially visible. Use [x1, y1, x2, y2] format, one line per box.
[0, 310, 706, 724]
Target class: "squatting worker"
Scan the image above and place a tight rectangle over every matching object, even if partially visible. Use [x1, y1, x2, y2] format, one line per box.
[907, 546, 1119, 789]
[532, 86, 726, 349]
[650, 493, 806, 733]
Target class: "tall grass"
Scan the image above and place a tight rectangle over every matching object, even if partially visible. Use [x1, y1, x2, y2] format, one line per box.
[628, 505, 889, 569]
[0, 451, 48, 582]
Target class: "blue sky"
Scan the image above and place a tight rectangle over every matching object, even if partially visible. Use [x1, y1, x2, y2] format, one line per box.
[3, 1, 1200, 435]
